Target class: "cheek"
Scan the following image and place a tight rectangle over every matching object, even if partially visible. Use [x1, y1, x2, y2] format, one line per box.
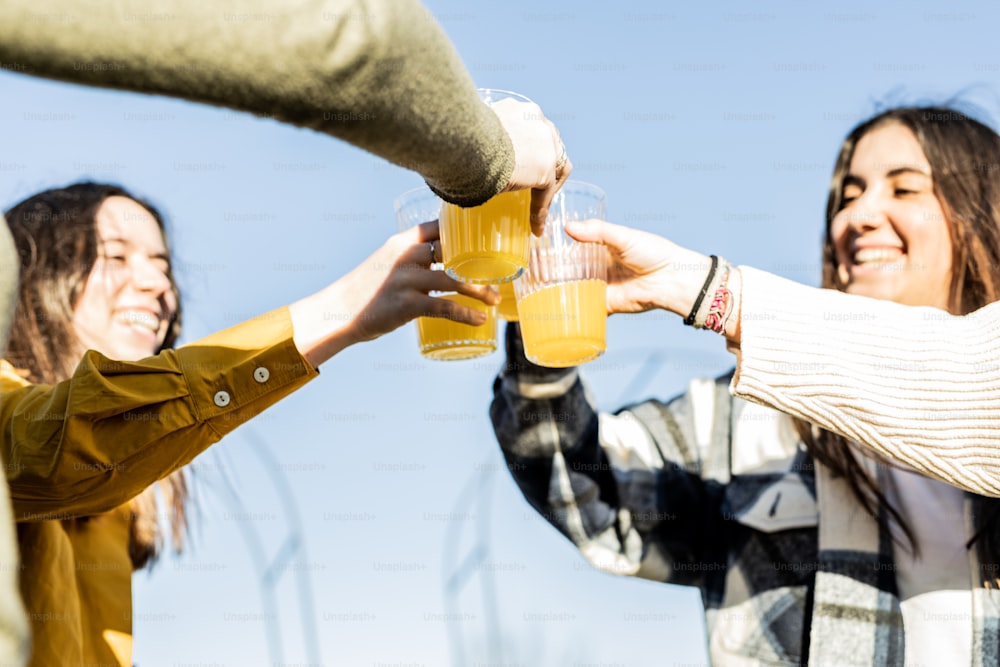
[87, 264, 123, 294]
[828, 216, 850, 263]
[163, 293, 179, 329]
[932, 233, 954, 280]
[73, 272, 117, 323]
[72, 294, 105, 328]
[910, 208, 952, 270]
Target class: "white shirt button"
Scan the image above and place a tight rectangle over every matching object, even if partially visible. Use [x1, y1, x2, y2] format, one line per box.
[253, 367, 270, 383]
[214, 391, 231, 407]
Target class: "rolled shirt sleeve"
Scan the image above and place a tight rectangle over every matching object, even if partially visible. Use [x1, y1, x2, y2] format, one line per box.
[1, 307, 318, 520]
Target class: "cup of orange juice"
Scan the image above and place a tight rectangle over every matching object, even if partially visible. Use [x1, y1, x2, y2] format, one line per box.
[394, 186, 497, 360]
[496, 281, 519, 321]
[513, 181, 607, 368]
[437, 89, 533, 285]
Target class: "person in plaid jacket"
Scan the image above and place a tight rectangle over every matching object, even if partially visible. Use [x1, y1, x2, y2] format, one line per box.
[492, 106, 1000, 666]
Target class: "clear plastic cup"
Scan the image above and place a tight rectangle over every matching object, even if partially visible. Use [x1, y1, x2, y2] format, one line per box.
[496, 281, 519, 321]
[437, 89, 533, 285]
[394, 186, 497, 360]
[513, 181, 607, 368]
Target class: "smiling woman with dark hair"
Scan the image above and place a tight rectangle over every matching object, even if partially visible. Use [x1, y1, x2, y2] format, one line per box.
[0, 0, 574, 660]
[0, 180, 499, 666]
[4, 183, 192, 665]
[5, 183, 183, 383]
[492, 105, 1000, 665]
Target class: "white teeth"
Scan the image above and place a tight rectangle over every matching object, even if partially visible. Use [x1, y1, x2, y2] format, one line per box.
[119, 311, 160, 333]
[854, 247, 903, 265]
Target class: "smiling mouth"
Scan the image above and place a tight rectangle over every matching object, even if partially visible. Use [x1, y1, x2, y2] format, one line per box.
[117, 310, 162, 334]
[851, 247, 904, 268]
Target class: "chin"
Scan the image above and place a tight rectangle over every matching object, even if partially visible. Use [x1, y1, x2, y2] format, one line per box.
[844, 283, 901, 304]
[110, 344, 161, 363]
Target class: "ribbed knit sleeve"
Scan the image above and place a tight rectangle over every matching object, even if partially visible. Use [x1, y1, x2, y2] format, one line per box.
[732, 266, 1000, 497]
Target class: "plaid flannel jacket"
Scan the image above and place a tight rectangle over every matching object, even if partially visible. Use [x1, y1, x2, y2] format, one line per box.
[490, 325, 1000, 666]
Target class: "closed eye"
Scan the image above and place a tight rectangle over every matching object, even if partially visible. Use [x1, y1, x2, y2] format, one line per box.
[840, 186, 863, 207]
[839, 176, 864, 209]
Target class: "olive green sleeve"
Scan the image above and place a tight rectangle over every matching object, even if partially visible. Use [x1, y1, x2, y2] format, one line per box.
[0, 0, 513, 206]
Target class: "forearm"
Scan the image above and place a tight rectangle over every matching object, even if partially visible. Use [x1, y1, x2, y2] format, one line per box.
[490, 324, 708, 580]
[490, 324, 595, 465]
[636, 239, 1000, 495]
[733, 266, 1000, 497]
[0, 0, 512, 206]
[3, 308, 317, 519]
[288, 280, 357, 367]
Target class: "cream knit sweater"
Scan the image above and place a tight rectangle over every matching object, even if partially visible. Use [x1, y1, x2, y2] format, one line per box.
[733, 266, 1000, 497]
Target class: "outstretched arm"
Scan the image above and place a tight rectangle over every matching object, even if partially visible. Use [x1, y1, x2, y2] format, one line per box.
[566, 217, 1000, 498]
[490, 323, 721, 584]
[0, 0, 567, 225]
[2, 220, 497, 517]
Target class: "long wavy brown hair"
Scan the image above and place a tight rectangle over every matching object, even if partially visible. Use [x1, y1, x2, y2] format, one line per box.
[5, 182, 190, 570]
[798, 106, 1000, 579]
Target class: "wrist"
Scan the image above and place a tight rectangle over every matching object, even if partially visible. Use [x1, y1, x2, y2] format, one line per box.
[675, 256, 742, 346]
[289, 282, 359, 368]
[660, 248, 714, 316]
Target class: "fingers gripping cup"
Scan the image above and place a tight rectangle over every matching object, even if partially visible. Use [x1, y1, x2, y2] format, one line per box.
[394, 186, 497, 360]
[414, 294, 496, 360]
[437, 89, 533, 285]
[514, 181, 608, 368]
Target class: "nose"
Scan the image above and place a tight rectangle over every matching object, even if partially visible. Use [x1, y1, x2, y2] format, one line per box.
[131, 256, 173, 295]
[842, 186, 889, 232]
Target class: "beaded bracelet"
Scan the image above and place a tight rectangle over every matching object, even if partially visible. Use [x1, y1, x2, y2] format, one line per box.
[683, 255, 718, 326]
[686, 256, 732, 332]
[702, 262, 734, 334]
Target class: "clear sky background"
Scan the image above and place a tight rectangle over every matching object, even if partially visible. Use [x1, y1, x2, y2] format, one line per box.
[2, 0, 1000, 665]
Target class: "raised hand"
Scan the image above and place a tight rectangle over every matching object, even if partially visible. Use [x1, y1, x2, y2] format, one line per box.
[289, 221, 498, 366]
[564, 219, 710, 316]
[491, 97, 571, 235]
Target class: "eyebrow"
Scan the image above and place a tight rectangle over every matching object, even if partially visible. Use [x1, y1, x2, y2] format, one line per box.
[885, 166, 932, 178]
[843, 165, 932, 185]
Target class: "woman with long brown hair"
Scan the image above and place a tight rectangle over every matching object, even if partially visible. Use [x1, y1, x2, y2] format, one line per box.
[4, 183, 191, 664]
[492, 106, 1000, 664]
[1, 181, 499, 666]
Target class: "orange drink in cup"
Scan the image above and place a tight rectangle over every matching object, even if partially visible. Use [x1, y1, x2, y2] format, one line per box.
[515, 279, 605, 365]
[496, 281, 519, 321]
[437, 89, 533, 285]
[394, 186, 497, 360]
[415, 294, 496, 360]
[514, 181, 608, 368]
[439, 188, 531, 284]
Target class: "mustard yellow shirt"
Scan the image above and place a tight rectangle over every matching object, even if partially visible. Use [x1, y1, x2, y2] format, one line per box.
[1, 307, 317, 666]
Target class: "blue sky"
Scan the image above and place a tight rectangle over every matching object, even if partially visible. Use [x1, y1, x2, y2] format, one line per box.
[3, 0, 1000, 664]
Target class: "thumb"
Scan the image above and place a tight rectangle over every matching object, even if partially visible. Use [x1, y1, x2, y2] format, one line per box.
[564, 218, 628, 250]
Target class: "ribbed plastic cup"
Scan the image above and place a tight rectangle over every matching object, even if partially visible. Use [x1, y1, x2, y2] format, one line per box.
[513, 181, 607, 368]
[437, 89, 533, 285]
[394, 186, 497, 360]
